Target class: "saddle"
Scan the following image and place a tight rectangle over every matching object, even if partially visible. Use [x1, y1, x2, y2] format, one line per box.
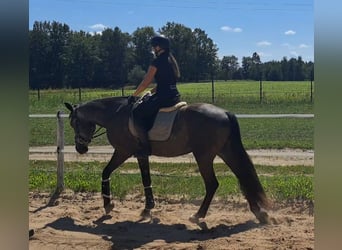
[129, 101, 187, 141]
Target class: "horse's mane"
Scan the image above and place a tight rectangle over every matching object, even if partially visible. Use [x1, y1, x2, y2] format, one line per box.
[83, 96, 129, 108]
[75, 96, 134, 117]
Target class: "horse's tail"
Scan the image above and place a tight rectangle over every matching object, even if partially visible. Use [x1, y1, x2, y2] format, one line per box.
[224, 112, 271, 210]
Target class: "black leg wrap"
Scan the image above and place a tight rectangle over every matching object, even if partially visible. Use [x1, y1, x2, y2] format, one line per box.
[144, 186, 155, 210]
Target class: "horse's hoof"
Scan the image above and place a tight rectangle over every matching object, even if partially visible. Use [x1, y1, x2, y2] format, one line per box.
[189, 214, 208, 230]
[189, 214, 200, 223]
[104, 203, 114, 214]
[255, 210, 270, 224]
[140, 209, 152, 220]
[137, 209, 153, 223]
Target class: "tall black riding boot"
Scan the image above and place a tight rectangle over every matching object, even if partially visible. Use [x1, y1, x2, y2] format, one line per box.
[134, 126, 151, 157]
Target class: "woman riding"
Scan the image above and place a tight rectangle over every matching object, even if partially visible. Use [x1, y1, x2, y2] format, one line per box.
[132, 35, 181, 157]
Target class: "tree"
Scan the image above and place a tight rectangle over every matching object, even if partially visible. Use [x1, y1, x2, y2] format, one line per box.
[251, 52, 262, 80]
[64, 31, 100, 88]
[295, 56, 305, 81]
[241, 56, 252, 79]
[29, 21, 70, 89]
[29, 21, 51, 89]
[131, 27, 155, 71]
[98, 27, 131, 88]
[263, 61, 282, 81]
[281, 57, 289, 81]
[221, 55, 239, 81]
[159, 22, 195, 81]
[242, 52, 262, 80]
[192, 28, 218, 81]
[49, 21, 70, 88]
[128, 65, 146, 86]
[29, 20, 314, 88]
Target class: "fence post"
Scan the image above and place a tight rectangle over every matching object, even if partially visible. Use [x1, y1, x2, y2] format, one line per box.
[56, 111, 64, 192]
[78, 87, 82, 102]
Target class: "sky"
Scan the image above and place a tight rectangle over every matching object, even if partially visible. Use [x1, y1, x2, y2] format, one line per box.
[29, 0, 314, 63]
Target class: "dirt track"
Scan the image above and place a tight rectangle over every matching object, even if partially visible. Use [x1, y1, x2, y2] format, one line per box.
[29, 147, 314, 249]
[29, 191, 314, 250]
[29, 146, 314, 166]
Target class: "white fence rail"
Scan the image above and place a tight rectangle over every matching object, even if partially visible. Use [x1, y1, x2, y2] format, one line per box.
[29, 112, 314, 191]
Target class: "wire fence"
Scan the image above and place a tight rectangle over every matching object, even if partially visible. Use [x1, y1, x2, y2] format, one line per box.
[29, 80, 314, 105]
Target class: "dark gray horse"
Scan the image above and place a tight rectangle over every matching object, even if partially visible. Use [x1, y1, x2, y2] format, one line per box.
[65, 96, 270, 224]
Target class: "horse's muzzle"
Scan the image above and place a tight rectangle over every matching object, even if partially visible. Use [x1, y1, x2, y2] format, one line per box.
[75, 135, 90, 154]
[76, 144, 88, 154]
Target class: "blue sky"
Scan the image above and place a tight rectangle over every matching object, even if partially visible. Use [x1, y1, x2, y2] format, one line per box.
[29, 0, 314, 63]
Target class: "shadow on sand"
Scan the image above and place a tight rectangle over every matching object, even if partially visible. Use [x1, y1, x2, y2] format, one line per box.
[44, 214, 262, 249]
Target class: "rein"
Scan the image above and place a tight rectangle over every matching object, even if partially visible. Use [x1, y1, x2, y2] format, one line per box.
[92, 126, 106, 139]
[73, 109, 106, 143]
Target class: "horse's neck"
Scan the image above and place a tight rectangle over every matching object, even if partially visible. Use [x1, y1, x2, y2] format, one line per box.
[80, 98, 128, 127]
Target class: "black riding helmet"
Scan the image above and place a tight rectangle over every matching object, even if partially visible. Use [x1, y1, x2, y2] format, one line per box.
[150, 35, 170, 49]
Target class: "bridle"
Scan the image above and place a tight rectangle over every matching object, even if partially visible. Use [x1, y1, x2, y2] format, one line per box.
[73, 109, 106, 146]
[92, 127, 106, 139]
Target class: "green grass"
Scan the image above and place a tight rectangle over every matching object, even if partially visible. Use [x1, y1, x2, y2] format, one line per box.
[240, 118, 314, 149]
[29, 161, 313, 202]
[29, 81, 314, 149]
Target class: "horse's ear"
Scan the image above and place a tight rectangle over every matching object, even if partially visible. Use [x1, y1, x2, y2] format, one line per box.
[64, 102, 74, 112]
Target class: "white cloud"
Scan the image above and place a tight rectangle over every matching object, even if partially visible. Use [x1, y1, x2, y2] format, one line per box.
[89, 31, 104, 36]
[258, 51, 272, 59]
[89, 23, 107, 31]
[285, 30, 296, 35]
[257, 41, 272, 47]
[220, 26, 242, 32]
[233, 27, 242, 32]
[290, 51, 299, 57]
[299, 43, 309, 48]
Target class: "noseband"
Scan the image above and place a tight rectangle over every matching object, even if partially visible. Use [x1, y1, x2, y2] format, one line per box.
[73, 110, 91, 146]
[73, 109, 106, 146]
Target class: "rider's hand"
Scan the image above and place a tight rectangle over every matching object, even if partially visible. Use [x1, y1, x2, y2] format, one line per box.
[127, 95, 136, 104]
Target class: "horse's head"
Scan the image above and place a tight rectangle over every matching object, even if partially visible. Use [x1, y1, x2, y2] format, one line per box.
[65, 102, 96, 154]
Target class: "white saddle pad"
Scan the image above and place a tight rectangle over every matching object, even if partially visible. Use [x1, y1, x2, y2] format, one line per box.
[129, 102, 187, 141]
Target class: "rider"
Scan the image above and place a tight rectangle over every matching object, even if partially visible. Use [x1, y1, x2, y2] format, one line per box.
[132, 35, 181, 157]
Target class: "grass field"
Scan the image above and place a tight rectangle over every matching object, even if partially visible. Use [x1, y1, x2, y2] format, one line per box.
[29, 161, 313, 202]
[29, 81, 314, 149]
[29, 80, 314, 113]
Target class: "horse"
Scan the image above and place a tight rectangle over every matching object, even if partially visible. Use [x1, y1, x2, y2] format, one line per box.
[64, 96, 270, 224]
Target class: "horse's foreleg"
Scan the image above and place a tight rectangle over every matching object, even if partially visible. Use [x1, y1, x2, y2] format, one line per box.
[137, 156, 155, 210]
[101, 177, 114, 214]
[101, 150, 131, 214]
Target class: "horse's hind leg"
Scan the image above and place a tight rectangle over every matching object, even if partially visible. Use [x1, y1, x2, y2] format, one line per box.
[190, 153, 218, 222]
[219, 148, 270, 224]
[137, 156, 155, 211]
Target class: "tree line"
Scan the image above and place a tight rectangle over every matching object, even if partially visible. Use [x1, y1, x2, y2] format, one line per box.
[29, 21, 314, 90]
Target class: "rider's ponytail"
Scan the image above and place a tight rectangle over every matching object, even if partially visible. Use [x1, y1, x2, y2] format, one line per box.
[167, 51, 181, 79]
